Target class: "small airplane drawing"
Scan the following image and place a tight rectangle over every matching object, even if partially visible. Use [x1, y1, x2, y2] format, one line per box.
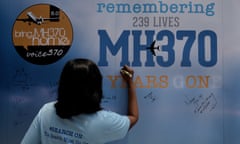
[17, 12, 59, 25]
[146, 40, 160, 56]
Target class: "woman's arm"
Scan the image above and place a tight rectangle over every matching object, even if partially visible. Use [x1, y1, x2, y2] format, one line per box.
[120, 65, 139, 130]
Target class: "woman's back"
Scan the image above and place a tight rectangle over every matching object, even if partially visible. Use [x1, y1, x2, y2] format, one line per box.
[21, 102, 130, 144]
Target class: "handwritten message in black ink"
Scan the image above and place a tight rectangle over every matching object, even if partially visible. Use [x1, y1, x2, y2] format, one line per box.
[12, 68, 34, 91]
[184, 93, 217, 114]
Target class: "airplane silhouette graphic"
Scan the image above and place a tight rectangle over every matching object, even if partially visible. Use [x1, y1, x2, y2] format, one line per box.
[146, 40, 160, 56]
[17, 11, 59, 25]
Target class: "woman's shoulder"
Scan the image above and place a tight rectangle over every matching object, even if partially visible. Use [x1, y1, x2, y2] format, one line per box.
[41, 101, 56, 109]
[96, 110, 117, 117]
[95, 110, 129, 122]
[38, 101, 56, 115]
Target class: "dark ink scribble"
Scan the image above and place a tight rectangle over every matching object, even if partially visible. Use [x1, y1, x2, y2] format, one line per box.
[144, 92, 157, 102]
[184, 93, 217, 114]
[102, 95, 117, 103]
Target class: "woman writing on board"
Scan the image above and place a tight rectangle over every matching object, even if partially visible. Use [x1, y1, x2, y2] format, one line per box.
[21, 58, 138, 144]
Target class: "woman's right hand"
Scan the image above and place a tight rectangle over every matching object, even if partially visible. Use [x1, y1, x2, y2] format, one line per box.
[120, 65, 134, 83]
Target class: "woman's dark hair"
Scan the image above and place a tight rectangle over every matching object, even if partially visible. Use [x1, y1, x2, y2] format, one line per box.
[55, 58, 103, 119]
